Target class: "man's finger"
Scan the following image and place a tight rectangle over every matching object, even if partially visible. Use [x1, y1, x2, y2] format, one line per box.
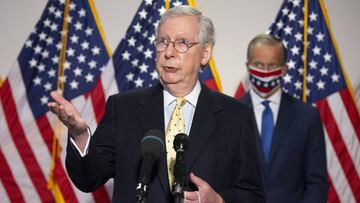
[190, 173, 208, 189]
[48, 102, 60, 115]
[50, 91, 70, 106]
[58, 105, 70, 123]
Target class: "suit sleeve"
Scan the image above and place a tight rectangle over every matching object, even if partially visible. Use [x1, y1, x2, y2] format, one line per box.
[219, 108, 265, 203]
[65, 95, 117, 192]
[300, 109, 328, 203]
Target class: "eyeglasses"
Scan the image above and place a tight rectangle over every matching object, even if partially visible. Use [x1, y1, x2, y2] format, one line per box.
[154, 37, 200, 53]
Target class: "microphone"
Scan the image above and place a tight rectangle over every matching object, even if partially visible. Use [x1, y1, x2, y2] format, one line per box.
[172, 133, 189, 203]
[136, 129, 165, 203]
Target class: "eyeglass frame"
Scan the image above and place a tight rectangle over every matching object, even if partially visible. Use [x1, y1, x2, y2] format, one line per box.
[153, 37, 200, 53]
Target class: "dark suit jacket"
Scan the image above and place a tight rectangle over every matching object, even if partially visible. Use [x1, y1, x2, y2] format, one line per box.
[241, 92, 328, 203]
[66, 83, 265, 203]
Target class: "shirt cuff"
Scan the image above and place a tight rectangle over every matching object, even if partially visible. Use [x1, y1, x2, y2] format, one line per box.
[70, 127, 91, 157]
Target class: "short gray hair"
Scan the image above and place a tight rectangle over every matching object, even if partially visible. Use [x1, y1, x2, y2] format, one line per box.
[247, 34, 287, 65]
[156, 5, 215, 47]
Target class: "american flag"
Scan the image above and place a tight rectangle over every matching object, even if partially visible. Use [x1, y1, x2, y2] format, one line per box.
[0, 0, 113, 202]
[0, 0, 222, 202]
[236, 0, 360, 202]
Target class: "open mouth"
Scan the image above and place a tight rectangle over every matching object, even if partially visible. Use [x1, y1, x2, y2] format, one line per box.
[163, 66, 178, 72]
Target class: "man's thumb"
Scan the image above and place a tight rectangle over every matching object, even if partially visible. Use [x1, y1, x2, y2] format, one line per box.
[190, 172, 207, 188]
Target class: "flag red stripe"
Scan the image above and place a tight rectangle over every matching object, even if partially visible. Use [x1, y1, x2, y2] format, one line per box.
[93, 186, 111, 203]
[203, 79, 219, 92]
[0, 149, 25, 203]
[0, 80, 54, 202]
[235, 82, 246, 99]
[36, 115, 79, 202]
[35, 115, 56, 153]
[90, 79, 106, 123]
[327, 176, 341, 203]
[339, 89, 360, 139]
[316, 99, 360, 201]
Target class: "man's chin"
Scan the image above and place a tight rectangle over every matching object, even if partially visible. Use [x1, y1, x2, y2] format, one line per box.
[159, 76, 180, 86]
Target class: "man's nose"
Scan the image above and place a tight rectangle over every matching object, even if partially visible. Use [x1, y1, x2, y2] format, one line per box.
[165, 42, 176, 58]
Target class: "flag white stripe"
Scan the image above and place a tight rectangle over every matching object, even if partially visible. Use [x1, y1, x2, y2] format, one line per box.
[103, 60, 119, 100]
[72, 95, 88, 113]
[45, 111, 61, 133]
[8, 63, 52, 177]
[327, 94, 360, 176]
[0, 180, 11, 203]
[104, 180, 114, 200]
[325, 129, 356, 203]
[0, 102, 41, 202]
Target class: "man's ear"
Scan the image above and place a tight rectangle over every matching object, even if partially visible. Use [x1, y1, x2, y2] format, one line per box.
[246, 62, 250, 71]
[201, 43, 213, 66]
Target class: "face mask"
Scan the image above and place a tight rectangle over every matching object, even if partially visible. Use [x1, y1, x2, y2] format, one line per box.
[248, 66, 282, 98]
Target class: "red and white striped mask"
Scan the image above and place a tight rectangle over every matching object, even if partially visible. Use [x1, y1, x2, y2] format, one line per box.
[248, 66, 283, 98]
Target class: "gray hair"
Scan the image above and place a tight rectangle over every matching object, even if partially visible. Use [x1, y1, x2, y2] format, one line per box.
[247, 34, 287, 65]
[156, 5, 215, 47]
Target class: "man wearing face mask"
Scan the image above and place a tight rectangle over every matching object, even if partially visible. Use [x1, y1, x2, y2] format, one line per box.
[240, 34, 328, 203]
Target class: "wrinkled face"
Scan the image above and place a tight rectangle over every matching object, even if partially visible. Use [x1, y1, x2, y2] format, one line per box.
[155, 15, 212, 88]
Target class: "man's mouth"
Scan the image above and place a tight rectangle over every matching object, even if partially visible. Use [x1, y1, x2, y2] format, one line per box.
[163, 66, 178, 72]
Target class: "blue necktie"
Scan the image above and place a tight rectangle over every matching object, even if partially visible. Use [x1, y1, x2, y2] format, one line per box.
[261, 100, 274, 161]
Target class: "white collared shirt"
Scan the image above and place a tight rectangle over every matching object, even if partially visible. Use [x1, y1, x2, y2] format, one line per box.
[250, 88, 281, 136]
[163, 80, 201, 135]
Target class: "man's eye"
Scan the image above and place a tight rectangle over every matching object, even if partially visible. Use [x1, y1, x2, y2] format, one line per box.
[160, 38, 168, 43]
[177, 39, 189, 45]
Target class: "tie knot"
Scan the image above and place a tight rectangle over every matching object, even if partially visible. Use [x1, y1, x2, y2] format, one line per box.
[262, 100, 271, 108]
[176, 98, 187, 107]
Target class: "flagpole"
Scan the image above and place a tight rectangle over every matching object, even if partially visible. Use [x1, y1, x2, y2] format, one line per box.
[48, 0, 71, 202]
[187, 0, 196, 8]
[302, 0, 309, 103]
[89, 0, 112, 57]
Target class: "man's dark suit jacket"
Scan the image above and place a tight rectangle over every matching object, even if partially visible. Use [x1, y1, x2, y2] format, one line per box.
[66, 83, 265, 202]
[241, 92, 328, 203]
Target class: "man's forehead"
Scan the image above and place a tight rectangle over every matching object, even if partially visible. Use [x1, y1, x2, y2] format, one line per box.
[159, 15, 198, 34]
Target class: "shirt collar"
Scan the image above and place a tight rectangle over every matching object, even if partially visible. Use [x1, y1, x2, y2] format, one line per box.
[250, 87, 282, 107]
[163, 80, 201, 108]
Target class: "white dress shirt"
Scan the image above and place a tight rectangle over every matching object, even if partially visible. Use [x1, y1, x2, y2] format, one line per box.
[250, 88, 282, 136]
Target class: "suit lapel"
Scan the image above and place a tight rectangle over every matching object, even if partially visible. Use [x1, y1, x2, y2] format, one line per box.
[136, 84, 170, 194]
[185, 85, 220, 173]
[266, 93, 295, 169]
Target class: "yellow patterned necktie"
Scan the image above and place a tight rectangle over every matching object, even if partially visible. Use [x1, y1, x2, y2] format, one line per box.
[166, 98, 187, 188]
